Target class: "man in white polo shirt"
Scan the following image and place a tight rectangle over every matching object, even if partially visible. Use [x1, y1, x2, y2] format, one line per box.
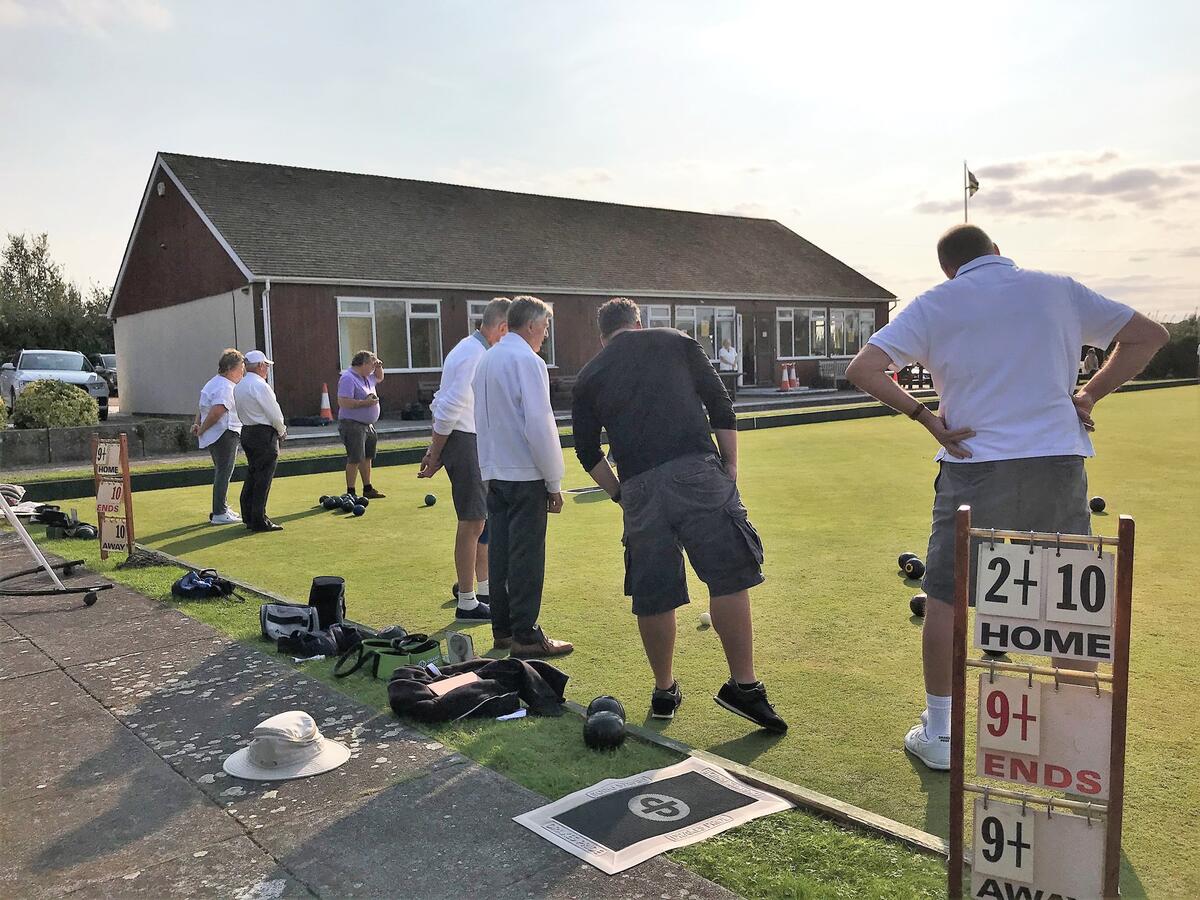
[233, 350, 288, 533]
[418, 297, 511, 622]
[192, 348, 245, 525]
[847, 224, 1167, 771]
[473, 296, 572, 659]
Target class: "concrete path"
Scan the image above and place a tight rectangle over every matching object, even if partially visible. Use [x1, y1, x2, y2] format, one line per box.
[0, 535, 733, 899]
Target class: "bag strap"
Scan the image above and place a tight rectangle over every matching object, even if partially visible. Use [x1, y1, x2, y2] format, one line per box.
[333, 643, 368, 678]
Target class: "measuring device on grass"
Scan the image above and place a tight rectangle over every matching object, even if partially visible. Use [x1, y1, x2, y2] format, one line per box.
[92, 434, 135, 561]
[948, 506, 1133, 899]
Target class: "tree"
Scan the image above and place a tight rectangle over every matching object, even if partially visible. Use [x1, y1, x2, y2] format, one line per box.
[0, 233, 114, 357]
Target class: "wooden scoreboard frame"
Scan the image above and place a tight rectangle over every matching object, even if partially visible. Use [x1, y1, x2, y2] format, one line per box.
[92, 433, 136, 561]
[948, 505, 1133, 898]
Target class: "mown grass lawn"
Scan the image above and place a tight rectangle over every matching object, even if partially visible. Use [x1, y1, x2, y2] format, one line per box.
[33, 385, 1198, 898]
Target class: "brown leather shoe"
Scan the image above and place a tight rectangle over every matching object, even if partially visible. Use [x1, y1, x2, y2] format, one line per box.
[509, 628, 573, 659]
[362, 486, 387, 499]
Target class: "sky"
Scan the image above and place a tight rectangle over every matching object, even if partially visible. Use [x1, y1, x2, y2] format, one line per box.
[1, 0, 1197, 318]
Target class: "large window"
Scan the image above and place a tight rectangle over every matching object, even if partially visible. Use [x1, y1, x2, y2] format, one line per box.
[776, 307, 827, 358]
[469, 299, 555, 366]
[644, 304, 672, 329]
[830, 308, 876, 356]
[337, 297, 444, 371]
[673, 305, 734, 360]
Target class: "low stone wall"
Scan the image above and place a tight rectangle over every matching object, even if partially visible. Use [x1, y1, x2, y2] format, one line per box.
[1, 420, 195, 469]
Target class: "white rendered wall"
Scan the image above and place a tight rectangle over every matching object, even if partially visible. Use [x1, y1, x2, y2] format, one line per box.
[114, 289, 256, 416]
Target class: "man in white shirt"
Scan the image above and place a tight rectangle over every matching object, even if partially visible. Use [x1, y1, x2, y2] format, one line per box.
[718, 339, 738, 372]
[419, 297, 511, 622]
[233, 350, 288, 533]
[191, 348, 245, 525]
[847, 224, 1167, 771]
[473, 296, 572, 659]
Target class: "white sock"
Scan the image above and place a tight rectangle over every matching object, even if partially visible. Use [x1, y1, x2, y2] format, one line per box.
[477, 579, 489, 596]
[457, 590, 479, 611]
[926, 693, 952, 739]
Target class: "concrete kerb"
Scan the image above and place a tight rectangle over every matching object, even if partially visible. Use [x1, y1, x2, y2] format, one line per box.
[140, 542, 950, 863]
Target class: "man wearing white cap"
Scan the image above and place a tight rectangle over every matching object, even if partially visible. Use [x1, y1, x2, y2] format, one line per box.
[233, 350, 287, 532]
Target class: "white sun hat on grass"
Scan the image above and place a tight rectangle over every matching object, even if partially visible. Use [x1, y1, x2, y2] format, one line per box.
[223, 710, 350, 781]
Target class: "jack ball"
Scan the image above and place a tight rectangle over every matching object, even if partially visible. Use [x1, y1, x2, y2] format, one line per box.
[903, 557, 926, 579]
[1090, 496, 1106, 513]
[352, 504, 366, 517]
[699, 611, 712, 627]
[910, 593, 927, 617]
[424, 494, 437, 507]
[583, 711, 626, 750]
[586, 695, 626, 721]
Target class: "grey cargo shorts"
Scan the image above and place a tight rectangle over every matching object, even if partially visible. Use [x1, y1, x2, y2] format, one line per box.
[620, 453, 765, 616]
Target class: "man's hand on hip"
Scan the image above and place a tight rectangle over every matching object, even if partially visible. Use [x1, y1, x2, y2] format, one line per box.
[923, 412, 975, 459]
[417, 452, 442, 478]
[547, 492, 564, 514]
[1072, 390, 1097, 432]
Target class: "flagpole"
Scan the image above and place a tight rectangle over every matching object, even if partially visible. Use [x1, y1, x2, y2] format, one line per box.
[963, 160, 968, 223]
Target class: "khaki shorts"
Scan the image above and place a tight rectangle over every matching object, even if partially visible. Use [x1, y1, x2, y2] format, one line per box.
[339, 419, 377, 464]
[923, 456, 1090, 602]
[620, 453, 765, 616]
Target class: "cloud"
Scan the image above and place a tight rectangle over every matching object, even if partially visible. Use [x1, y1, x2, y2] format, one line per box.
[914, 153, 1200, 220]
[1177, 247, 1200, 257]
[0, 0, 171, 32]
[714, 202, 773, 218]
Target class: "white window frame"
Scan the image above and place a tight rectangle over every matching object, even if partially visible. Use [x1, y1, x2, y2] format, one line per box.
[467, 299, 489, 333]
[776, 306, 828, 360]
[336, 296, 445, 373]
[644, 304, 672, 329]
[674, 304, 734, 361]
[539, 314, 557, 368]
[829, 307, 876, 358]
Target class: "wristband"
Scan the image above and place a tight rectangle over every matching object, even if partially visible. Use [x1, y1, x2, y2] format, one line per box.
[907, 403, 926, 421]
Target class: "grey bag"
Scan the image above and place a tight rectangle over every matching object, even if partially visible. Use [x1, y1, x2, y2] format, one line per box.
[260, 603, 320, 642]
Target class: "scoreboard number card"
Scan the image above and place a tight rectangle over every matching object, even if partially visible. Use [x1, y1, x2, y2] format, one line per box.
[972, 798, 1035, 883]
[100, 517, 130, 554]
[96, 480, 126, 516]
[974, 542, 1043, 620]
[1045, 547, 1116, 628]
[977, 673, 1040, 755]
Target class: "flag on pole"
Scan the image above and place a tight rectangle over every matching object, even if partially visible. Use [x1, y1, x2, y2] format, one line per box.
[967, 169, 980, 197]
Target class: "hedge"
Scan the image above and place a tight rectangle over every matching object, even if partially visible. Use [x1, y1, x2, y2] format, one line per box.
[12, 379, 99, 429]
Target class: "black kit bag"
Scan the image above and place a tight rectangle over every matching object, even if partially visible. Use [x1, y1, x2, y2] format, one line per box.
[308, 576, 346, 629]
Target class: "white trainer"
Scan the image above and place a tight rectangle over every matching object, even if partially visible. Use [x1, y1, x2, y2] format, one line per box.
[905, 723, 951, 771]
[210, 511, 242, 525]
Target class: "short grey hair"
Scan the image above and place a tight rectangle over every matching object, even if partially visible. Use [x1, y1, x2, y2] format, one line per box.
[482, 297, 512, 328]
[508, 295, 552, 331]
[351, 350, 377, 367]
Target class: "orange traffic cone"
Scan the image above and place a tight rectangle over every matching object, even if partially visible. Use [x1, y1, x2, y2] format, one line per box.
[778, 363, 790, 392]
[319, 383, 334, 421]
[788, 363, 799, 389]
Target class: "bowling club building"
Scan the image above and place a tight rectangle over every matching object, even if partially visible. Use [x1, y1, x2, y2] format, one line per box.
[109, 152, 895, 417]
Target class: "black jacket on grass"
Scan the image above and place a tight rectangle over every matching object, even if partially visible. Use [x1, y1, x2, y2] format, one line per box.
[572, 328, 736, 480]
[387, 658, 568, 722]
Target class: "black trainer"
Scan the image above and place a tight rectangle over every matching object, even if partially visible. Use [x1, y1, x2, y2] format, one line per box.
[714, 680, 788, 733]
[650, 681, 683, 720]
[455, 601, 491, 622]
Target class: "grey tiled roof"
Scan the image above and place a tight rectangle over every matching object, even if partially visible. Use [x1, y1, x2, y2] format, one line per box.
[160, 152, 893, 298]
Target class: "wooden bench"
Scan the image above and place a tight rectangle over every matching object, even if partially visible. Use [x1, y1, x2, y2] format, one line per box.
[416, 378, 440, 405]
[898, 365, 933, 389]
[818, 359, 852, 388]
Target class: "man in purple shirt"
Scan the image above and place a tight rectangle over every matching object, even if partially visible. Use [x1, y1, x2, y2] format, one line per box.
[337, 350, 386, 499]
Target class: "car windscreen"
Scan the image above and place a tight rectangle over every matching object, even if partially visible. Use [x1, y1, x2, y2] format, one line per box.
[101, 355, 116, 367]
[21, 352, 90, 372]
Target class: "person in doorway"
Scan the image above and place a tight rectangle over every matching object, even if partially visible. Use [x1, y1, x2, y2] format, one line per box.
[192, 348, 245, 525]
[337, 350, 386, 499]
[571, 298, 786, 732]
[233, 350, 288, 532]
[418, 297, 512, 622]
[473, 296, 572, 659]
[718, 338, 738, 372]
[1082, 346, 1100, 377]
[845, 224, 1167, 770]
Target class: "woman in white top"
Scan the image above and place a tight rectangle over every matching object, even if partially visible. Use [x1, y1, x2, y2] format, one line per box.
[718, 338, 739, 372]
[191, 349, 245, 524]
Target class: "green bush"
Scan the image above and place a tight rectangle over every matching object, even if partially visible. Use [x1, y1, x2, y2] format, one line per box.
[1141, 315, 1199, 380]
[12, 379, 99, 429]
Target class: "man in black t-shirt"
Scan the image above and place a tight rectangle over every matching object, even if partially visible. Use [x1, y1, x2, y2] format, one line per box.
[572, 298, 786, 733]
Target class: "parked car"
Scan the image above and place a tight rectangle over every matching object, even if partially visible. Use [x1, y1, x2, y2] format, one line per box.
[90, 353, 119, 396]
[1, 350, 110, 420]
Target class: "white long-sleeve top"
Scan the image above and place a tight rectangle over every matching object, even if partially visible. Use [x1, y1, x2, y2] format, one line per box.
[473, 332, 564, 493]
[430, 331, 488, 436]
[232, 371, 286, 436]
